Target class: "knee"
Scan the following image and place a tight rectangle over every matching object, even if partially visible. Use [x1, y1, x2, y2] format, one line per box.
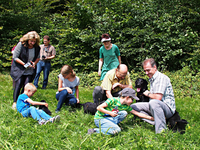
[118, 110, 128, 118]
[149, 99, 160, 110]
[61, 89, 68, 96]
[93, 86, 103, 94]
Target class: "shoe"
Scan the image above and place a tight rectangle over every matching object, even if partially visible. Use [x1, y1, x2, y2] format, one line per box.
[55, 110, 60, 113]
[12, 102, 17, 110]
[42, 87, 46, 89]
[38, 119, 46, 125]
[50, 115, 60, 123]
[87, 128, 95, 134]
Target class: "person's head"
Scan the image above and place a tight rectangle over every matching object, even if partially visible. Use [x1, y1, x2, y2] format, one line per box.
[116, 64, 128, 80]
[20, 31, 40, 48]
[119, 88, 139, 106]
[142, 58, 157, 78]
[24, 83, 37, 97]
[101, 33, 111, 48]
[61, 65, 76, 79]
[43, 35, 50, 46]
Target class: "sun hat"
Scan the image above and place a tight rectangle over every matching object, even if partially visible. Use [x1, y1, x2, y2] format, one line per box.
[101, 38, 111, 43]
[119, 88, 139, 101]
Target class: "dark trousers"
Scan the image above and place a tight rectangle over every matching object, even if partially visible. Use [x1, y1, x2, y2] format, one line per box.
[13, 75, 33, 102]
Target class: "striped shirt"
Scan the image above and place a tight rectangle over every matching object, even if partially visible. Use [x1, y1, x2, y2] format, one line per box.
[149, 71, 176, 113]
[101, 68, 132, 93]
[94, 97, 133, 119]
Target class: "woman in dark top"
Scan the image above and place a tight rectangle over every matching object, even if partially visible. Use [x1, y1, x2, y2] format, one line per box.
[10, 31, 40, 109]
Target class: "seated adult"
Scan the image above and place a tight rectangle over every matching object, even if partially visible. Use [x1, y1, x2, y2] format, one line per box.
[131, 58, 176, 134]
[93, 64, 132, 104]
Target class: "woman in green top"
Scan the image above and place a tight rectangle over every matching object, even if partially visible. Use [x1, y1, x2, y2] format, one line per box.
[98, 33, 121, 81]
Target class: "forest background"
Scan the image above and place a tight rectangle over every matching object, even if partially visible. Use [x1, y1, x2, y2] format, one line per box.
[0, 0, 200, 73]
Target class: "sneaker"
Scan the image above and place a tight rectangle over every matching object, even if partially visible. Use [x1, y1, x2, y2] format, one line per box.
[87, 128, 95, 134]
[12, 102, 16, 110]
[38, 119, 46, 125]
[42, 87, 46, 89]
[50, 115, 60, 123]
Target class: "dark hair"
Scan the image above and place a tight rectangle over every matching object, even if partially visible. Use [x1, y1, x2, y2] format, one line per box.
[142, 58, 157, 67]
[101, 33, 110, 39]
[43, 35, 50, 41]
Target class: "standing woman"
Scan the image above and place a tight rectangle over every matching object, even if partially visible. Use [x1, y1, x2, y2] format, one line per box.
[10, 31, 40, 109]
[98, 33, 121, 81]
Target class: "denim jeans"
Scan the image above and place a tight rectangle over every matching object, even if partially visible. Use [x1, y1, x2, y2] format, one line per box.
[56, 89, 77, 111]
[21, 106, 52, 121]
[34, 60, 51, 88]
[94, 111, 128, 135]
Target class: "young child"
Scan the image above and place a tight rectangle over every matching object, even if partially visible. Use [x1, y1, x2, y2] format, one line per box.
[55, 65, 80, 112]
[87, 88, 154, 135]
[17, 83, 60, 125]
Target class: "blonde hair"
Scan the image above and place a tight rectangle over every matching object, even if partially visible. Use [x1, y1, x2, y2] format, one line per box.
[61, 65, 76, 77]
[20, 31, 40, 47]
[24, 83, 37, 92]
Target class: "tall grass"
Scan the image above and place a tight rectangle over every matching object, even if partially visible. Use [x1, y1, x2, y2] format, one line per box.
[0, 73, 199, 150]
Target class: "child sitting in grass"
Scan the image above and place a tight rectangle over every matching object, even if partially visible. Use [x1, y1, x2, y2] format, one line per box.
[88, 88, 154, 135]
[17, 83, 60, 125]
[55, 64, 80, 112]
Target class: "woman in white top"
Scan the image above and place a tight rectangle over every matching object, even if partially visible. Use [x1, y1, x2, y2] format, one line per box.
[55, 65, 80, 112]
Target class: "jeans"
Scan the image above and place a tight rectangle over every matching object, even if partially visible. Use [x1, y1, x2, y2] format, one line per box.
[94, 111, 128, 135]
[34, 60, 51, 88]
[21, 106, 52, 121]
[131, 99, 174, 134]
[56, 89, 77, 111]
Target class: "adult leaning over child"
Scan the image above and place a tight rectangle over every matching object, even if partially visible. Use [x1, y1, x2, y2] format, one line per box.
[10, 31, 40, 109]
[131, 58, 176, 134]
[93, 64, 132, 105]
[55, 65, 80, 113]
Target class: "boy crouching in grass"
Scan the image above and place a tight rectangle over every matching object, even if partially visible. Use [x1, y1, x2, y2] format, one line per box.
[88, 88, 154, 135]
[17, 83, 60, 125]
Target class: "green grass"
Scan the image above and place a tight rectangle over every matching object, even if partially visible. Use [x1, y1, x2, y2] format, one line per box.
[0, 73, 199, 150]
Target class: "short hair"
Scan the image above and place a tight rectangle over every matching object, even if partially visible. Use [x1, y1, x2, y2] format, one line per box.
[20, 31, 40, 47]
[43, 35, 50, 41]
[24, 83, 37, 92]
[101, 33, 110, 39]
[61, 65, 76, 77]
[142, 58, 157, 67]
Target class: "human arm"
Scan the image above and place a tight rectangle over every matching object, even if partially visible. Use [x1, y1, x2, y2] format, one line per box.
[105, 90, 113, 99]
[98, 58, 103, 76]
[57, 78, 73, 94]
[26, 98, 48, 107]
[130, 109, 154, 121]
[97, 102, 118, 117]
[117, 56, 121, 64]
[112, 83, 132, 90]
[143, 90, 163, 100]
[45, 55, 55, 60]
[75, 86, 79, 103]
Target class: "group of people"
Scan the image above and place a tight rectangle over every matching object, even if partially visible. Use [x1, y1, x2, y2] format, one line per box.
[10, 31, 176, 134]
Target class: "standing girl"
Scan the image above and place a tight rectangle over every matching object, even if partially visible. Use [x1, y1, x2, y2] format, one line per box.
[98, 33, 121, 81]
[55, 65, 80, 112]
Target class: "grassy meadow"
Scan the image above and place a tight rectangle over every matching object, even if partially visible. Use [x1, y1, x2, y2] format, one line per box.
[0, 72, 199, 150]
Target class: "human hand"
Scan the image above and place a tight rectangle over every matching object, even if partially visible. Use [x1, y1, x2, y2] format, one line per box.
[143, 90, 150, 96]
[44, 103, 48, 107]
[110, 111, 118, 117]
[98, 71, 101, 76]
[66, 87, 73, 94]
[112, 83, 120, 90]
[77, 99, 80, 103]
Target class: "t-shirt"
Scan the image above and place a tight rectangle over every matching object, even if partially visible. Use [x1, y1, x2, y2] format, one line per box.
[94, 97, 133, 119]
[99, 44, 120, 80]
[57, 74, 80, 95]
[17, 94, 31, 113]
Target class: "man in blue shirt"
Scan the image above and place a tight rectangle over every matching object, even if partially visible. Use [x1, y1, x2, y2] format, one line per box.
[131, 58, 176, 133]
